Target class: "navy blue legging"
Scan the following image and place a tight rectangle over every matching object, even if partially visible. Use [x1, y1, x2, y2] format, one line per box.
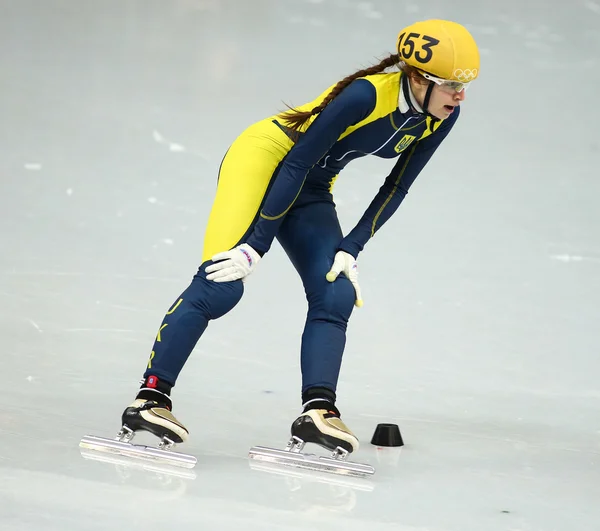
[143, 190, 356, 395]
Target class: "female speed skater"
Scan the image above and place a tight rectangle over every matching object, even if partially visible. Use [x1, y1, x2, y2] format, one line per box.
[120, 19, 480, 457]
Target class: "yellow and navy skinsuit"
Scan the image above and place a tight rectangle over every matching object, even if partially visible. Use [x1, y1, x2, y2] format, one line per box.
[143, 71, 459, 399]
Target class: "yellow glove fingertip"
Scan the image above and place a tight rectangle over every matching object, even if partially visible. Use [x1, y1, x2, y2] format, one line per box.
[326, 271, 337, 282]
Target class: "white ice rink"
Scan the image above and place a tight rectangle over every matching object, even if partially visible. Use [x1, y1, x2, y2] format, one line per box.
[2, 0, 599, 529]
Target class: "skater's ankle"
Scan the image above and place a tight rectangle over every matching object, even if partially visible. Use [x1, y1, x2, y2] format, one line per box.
[301, 386, 340, 416]
[135, 388, 173, 410]
[139, 375, 173, 395]
[302, 386, 336, 406]
[136, 375, 174, 410]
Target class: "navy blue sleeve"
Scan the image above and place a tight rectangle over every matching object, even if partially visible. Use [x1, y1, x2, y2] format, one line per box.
[338, 106, 460, 258]
[245, 79, 377, 255]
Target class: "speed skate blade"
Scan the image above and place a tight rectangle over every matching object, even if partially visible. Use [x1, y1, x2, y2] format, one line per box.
[248, 445, 375, 477]
[80, 448, 197, 480]
[80, 435, 197, 469]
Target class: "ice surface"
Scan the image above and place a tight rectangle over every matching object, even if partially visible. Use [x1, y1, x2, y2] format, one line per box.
[1, 1, 599, 530]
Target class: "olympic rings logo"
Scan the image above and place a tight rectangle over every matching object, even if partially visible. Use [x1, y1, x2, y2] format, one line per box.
[453, 69, 478, 81]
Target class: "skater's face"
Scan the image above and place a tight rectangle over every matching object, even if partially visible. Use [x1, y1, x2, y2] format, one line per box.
[409, 76, 466, 120]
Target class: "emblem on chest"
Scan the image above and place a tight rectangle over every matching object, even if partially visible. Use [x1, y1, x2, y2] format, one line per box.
[394, 134, 417, 153]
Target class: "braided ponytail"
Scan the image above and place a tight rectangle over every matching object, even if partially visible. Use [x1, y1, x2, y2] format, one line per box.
[279, 53, 401, 137]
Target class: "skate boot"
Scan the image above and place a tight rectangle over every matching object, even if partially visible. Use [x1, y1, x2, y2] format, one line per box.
[248, 399, 374, 477]
[121, 389, 189, 446]
[290, 400, 358, 456]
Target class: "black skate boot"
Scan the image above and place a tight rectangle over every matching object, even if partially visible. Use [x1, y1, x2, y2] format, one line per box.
[248, 399, 373, 477]
[121, 388, 189, 446]
[290, 400, 359, 455]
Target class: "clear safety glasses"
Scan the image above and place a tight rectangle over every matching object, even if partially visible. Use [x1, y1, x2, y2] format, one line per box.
[420, 71, 471, 93]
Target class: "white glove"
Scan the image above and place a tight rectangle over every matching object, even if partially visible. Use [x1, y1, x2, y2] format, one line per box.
[205, 243, 261, 282]
[326, 251, 363, 307]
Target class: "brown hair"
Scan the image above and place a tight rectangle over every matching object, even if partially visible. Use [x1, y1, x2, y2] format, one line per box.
[278, 54, 427, 137]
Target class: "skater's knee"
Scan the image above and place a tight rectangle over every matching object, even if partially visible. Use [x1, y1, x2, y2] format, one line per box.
[181, 262, 244, 320]
[306, 275, 355, 324]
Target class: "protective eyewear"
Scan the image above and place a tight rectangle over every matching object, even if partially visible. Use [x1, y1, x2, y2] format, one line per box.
[419, 71, 471, 93]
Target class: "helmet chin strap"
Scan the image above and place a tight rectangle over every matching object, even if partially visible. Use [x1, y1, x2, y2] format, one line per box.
[422, 82, 436, 118]
[402, 74, 438, 120]
[401, 74, 419, 114]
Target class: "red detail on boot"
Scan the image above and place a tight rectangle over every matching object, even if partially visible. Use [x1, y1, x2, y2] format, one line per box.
[147, 376, 158, 388]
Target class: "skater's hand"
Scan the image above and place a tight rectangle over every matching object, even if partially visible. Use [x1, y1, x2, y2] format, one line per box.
[206, 243, 261, 282]
[326, 251, 363, 307]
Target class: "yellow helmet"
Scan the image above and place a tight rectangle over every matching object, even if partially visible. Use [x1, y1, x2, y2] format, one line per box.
[396, 19, 480, 83]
